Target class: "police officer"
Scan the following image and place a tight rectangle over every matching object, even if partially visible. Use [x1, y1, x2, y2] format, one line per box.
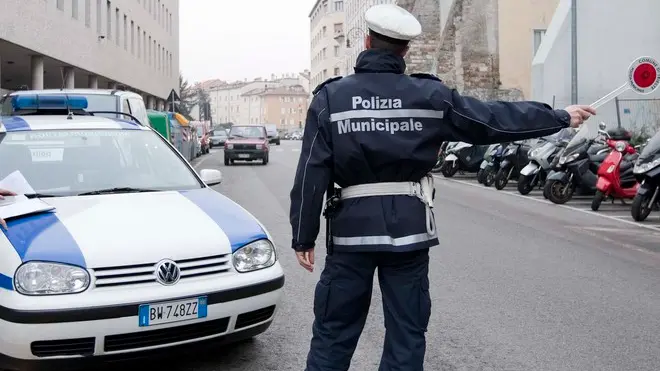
[289, 4, 595, 371]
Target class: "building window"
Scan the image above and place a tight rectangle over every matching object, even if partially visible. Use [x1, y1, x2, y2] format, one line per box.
[57, 0, 64, 10]
[137, 26, 141, 57]
[123, 15, 128, 50]
[115, 8, 120, 46]
[84, 0, 91, 26]
[334, 67, 340, 76]
[334, 45, 340, 57]
[96, 0, 102, 33]
[130, 20, 135, 54]
[533, 29, 546, 56]
[334, 0, 343, 12]
[148, 36, 152, 65]
[71, 0, 78, 18]
[106, 1, 112, 40]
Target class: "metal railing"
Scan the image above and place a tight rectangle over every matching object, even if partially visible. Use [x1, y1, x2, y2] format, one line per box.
[614, 97, 660, 135]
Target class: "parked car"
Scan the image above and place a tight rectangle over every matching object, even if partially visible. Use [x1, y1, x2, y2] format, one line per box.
[210, 130, 229, 148]
[0, 94, 284, 369]
[224, 125, 269, 165]
[264, 124, 281, 145]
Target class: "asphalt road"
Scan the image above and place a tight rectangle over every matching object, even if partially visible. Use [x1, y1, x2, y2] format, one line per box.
[138, 140, 660, 371]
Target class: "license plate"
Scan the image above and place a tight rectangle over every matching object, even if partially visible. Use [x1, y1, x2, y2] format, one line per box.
[138, 296, 207, 327]
[238, 154, 250, 158]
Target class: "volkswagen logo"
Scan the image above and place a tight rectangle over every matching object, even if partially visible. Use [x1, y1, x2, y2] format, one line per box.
[155, 259, 181, 286]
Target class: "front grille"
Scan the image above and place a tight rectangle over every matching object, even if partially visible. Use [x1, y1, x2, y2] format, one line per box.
[92, 254, 232, 288]
[104, 317, 230, 352]
[31, 337, 95, 357]
[233, 144, 257, 150]
[235, 305, 276, 329]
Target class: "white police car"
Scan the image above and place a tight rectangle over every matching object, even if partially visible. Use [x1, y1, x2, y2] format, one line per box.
[0, 94, 284, 369]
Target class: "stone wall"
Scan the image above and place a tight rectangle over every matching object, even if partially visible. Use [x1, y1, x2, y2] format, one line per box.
[401, 0, 523, 101]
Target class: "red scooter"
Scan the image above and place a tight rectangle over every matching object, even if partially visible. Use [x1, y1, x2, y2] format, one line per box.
[591, 127, 639, 211]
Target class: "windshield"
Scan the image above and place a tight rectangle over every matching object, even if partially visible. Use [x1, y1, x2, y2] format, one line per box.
[0, 129, 202, 196]
[229, 126, 265, 138]
[639, 131, 660, 161]
[565, 121, 597, 152]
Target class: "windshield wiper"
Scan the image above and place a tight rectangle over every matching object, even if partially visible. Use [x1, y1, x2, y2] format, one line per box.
[77, 187, 158, 196]
[24, 193, 60, 199]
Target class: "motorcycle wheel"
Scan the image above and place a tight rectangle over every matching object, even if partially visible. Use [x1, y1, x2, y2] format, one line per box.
[591, 190, 605, 211]
[494, 168, 509, 190]
[441, 163, 459, 178]
[477, 169, 485, 184]
[431, 161, 443, 173]
[631, 192, 654, 222]
[517, 175, 534, 195]
[545, 179, 574, 204]
[484, 169, 496, 187]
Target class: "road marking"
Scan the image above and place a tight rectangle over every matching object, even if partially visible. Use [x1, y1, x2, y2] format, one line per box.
[292, 148, 300, 152]
[435, 175, 660, 232]
[275, 148, 284, 152]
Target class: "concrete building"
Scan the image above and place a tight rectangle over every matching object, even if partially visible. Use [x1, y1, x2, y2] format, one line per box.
[309, 0, 346, 91]
[205, 73, 310, 126]
[0, 0, 179, 109]
[343, 0, 396, 74]
[532, 0, 660, 133]
[247, 85, 309, 132]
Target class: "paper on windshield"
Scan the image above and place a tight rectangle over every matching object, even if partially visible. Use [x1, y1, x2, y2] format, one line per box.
[0, 171, 55, 221]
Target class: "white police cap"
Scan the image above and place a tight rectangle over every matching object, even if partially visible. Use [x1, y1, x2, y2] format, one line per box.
[364, 4, 422, 42]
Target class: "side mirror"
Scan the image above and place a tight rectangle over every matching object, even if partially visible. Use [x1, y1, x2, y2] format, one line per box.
[598, 122, 607, 130]
[199, 169, 223, 186]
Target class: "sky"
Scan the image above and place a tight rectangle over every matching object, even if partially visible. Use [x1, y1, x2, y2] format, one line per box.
[179, 0, 312, 84]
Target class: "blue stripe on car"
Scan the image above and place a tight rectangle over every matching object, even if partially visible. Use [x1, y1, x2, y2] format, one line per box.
[1, 117, 30, 131]
[0, 274, 13, 290]
[1, 212, 86, 268]
[180, 188, 268, 252]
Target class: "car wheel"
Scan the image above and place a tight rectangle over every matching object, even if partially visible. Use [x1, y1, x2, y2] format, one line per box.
[276, 140, 280, 145]
[263, 155, 269, 165]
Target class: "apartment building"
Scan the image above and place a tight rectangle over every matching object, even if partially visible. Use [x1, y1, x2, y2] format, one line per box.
[0, 0, 179, 109]
[252, 85, 309, 132]
[205, 72, 310, 125]
[309, 0, 346, 90]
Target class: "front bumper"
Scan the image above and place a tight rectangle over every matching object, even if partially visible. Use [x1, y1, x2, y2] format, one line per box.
[224, 149, 267, 160]
[0, 266, 284, 369]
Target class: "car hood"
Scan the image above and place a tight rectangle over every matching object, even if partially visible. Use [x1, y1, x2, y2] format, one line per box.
[0, 188, 268, 269]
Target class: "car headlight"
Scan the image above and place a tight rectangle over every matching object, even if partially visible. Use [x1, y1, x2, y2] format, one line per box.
[614, 141, 627, 152]
[233, 239, 277, 273]
[634, 158, 660, 174]
[14, 262, 90, 295]
[559, 153, 579, 165]
[225, 143, 233, 149]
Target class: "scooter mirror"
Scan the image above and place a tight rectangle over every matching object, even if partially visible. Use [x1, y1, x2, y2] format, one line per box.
[598, 129, 610, 137]
[598, 122, 607, 130]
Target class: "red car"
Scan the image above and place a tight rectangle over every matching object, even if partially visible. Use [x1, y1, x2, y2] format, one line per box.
[224, 125, 270, 165]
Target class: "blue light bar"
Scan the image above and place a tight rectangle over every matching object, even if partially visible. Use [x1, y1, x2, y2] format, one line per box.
[11, 95, 89, 111]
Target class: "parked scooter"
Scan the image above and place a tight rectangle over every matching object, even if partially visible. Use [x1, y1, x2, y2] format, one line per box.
[482, 143, 509, 187]
[631, 132, 660, 221]
[441, 142, 489, 178]
[544, 122, 610, 204]
[591, 128, 639, 211]
[477, 144, 500, 184]
[518, 129, 573, 195]
[432, 141, 451, 173]
[493, 141, 532, 190]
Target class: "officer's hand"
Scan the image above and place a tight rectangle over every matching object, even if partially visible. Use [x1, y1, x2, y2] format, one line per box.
[0, 189, 17, 230]
[295, 249, 315, 272]
[564, 105, 597, 128]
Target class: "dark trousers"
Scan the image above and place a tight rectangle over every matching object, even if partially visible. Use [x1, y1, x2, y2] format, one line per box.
[305, 249, 431, 371]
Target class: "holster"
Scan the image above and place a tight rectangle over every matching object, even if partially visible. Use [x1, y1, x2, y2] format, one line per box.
[322, 180, 340, 256]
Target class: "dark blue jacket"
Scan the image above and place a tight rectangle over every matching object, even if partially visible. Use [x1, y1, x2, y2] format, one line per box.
[289, 49, 570, 253]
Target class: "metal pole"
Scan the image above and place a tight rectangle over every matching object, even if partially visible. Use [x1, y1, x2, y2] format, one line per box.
[552, 95, 556, 109]
[615, 97, 622, 128]
[571, 0, 578, 104]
